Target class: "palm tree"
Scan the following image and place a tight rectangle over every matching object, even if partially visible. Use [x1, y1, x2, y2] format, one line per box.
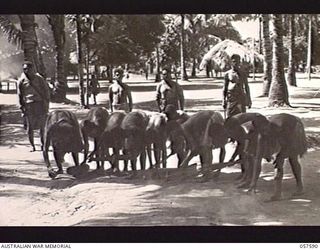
[0, 15, 46, 77]
[47, 15, 67, 101]
[260, 14, 272, 97]
[287, 14, 297, 87]
[268, 14, 290, 106]
[180, 14, 188, 81]
[66, 14, 86, 107]
[306, 15, 313, 81]
[19, 15, 46, 77]
[75, 15, 85, 107]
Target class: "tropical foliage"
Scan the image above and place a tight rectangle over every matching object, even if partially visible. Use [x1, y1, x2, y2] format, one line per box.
[0, 14, 319, 106]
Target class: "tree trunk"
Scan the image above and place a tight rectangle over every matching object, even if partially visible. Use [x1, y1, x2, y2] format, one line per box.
[155, 45, 161, 82]
[180, 14, 188, 81]
[86, 38, 90, 106]
[19, 15, 45, 76]
[76, 15, 85, 108]
[251, 38, 255, 81]
[287, 14, 297, 87]
[191, 57, 196, 77]
[261, 14, 272, 97]
[48, 15, 67, 101]
[258, 15, 263, 54]
[149, 58, 154, 74]
[268, 14, 290, 106]
[109, 65, 113, 83]
[307, 16, 313, 81]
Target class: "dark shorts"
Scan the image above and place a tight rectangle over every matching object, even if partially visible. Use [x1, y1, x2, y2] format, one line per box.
[159, 99, 178, 112]
[24, 102, 47, 130]
[226, 93, 246, 118]
[112, 103, 129, 112]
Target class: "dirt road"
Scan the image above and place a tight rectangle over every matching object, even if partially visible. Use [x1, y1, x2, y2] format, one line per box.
[1, 74, 320, 227]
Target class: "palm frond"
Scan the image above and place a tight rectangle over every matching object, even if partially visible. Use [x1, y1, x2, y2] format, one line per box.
[0, 16, 22, 48]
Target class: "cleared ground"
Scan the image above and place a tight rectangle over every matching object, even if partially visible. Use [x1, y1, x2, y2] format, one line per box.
[1, 72, 320, 227]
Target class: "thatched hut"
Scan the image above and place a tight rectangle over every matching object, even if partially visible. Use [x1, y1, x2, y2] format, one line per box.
[200, 39, 263, 73]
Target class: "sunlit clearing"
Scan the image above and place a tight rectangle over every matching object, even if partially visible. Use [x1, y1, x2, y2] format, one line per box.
[170, 189, 224, 198]
[222, 223, 241, 226]
[253, 221, 284, 226]
[262, 174, 293, 181]
[222, 167, 241, 174]
[290, 199, 311, 203]
[305, 127, 320, 133]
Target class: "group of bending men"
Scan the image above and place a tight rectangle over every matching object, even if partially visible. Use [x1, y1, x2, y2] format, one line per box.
[17, 54, 251, 153]
[17, 55, 307, 200]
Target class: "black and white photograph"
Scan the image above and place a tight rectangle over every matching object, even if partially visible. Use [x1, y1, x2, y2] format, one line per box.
[1, 3, 320, 242]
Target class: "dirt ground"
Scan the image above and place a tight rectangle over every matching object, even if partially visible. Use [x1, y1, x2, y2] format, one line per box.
[1, 72, 320, 227]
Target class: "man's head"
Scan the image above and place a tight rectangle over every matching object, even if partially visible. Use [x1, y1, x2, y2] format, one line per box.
[114, 67, 124, 81]
[22, 61, 35, 77]
[230, 54, 241, 69]
[161, 67, 172, 81]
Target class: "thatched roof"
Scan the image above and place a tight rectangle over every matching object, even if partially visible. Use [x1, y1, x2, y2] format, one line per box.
[0, 51, 24, 80]
[200, 39, 263, 71]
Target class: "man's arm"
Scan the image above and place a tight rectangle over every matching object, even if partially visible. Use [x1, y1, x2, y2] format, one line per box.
[126, 86, 133, 112]
[108, 85, 113, 112]
[243, 75, 252, 108]
[17, 79, 25, 112]
[222, 73, 229, 108]
[42, 77, 51, 102]
[177, 84, 184, 110]
[155, 83, 162, 112]
[38, 75, 51, 113]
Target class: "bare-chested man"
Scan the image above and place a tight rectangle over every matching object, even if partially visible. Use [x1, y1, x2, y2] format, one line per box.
[156, 67, 184, 113]
[222, 54, 252, 118]
[17, 61, 50, 152]
[108, 67, 133, 113]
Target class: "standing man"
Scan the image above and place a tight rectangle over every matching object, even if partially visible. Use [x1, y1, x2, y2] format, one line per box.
[108, 67, 133, 113]
[89, 74, 100, 105]
[222, 54, 252, 118]
[17, 61, 50, 152]
[156, 67, 184, 113]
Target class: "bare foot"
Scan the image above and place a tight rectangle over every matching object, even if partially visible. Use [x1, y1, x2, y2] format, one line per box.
[292, 189, 304, 197]
[48, 169, 57, 179]
[237, 181, 250, 189]
[56, 169, 64, 175]
[269, 194, 282, 201]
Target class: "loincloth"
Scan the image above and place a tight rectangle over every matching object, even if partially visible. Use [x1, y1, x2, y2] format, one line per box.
[24, 101, 47, 130]
[112, 103, 129, 112]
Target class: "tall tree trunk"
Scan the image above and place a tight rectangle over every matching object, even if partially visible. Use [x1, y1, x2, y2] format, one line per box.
[48, 15, 67, 101]
[180, 14, 188, 81]
[76, 15, 85, 107]
[109, 65, 113, 83]
[191, 57, 196, 77]
[261, 14, 272, 97]
[287, 14, 297, 87]
[251, 38, 255, 80]
[86, 38, 90, 106]
[36, 46, 46, 78]
[19, 15, 45, 76]
[269, 14, 290, 106]
[307, 15, 313, 81]
[155, 45, 161, 82]
[190, 15, 197, 78]
[258, 15, 263, 54]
